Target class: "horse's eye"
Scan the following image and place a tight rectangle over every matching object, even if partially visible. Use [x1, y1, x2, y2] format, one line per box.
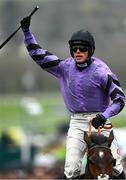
[89, 158, 95, 165]
[109, 158, 115, 165]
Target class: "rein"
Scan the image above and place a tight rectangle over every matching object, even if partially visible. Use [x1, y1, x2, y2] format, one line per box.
[88, 120, 101, 136]
[88, 120, 111, 151]
[85, 122, 114, 179]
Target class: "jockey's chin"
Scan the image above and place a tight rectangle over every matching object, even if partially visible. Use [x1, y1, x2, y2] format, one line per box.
[74, 56, 88, 64]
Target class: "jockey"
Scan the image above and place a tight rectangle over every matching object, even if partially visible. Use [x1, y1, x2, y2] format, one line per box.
[20, 16, 126, 179]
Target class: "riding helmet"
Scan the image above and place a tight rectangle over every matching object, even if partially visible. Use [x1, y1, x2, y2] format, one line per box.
[68, 29, 95, 57]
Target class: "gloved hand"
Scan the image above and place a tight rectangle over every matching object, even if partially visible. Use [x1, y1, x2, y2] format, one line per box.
[91, 114, 107, 129]
[20, 16, 31, 32]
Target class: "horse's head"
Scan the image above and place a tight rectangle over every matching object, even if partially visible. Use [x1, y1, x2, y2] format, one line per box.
[84, 130, 115, 179]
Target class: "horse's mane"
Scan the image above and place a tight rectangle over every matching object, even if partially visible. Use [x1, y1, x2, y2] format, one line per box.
[90, 132, 108, 145]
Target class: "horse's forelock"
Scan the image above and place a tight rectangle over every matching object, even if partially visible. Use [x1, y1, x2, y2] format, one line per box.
[90, 133, 108, 145]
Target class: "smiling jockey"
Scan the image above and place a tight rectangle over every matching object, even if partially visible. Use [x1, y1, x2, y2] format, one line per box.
[20, 16, 126, 179]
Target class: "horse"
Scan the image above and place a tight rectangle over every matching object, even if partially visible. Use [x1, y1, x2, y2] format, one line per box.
[83, 130, 115, 179]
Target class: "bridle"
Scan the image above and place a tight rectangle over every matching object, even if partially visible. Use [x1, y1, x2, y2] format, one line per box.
[85, 121, 115, 179]
[88, 144, 112, 152]
[86, 144, 114, 179]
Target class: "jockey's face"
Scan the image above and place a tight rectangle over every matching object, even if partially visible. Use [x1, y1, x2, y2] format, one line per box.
[72, 46, 89, 63]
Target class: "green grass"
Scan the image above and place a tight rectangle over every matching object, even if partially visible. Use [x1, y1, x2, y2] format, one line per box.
[0, 93, 126, 135]
[0, 93, 68, 134]
[111, 114, 126, 128]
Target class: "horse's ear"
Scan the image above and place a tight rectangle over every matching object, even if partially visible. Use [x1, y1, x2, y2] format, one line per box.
[84, 131, 90, 144]
[108, 130, 114, 147]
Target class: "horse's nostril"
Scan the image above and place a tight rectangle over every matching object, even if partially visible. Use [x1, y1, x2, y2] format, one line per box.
[98, 174, 109, 180]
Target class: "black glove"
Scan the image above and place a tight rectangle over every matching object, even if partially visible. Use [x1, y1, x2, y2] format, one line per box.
[20, 16, 31, 32]
[91, 114, 107, 129]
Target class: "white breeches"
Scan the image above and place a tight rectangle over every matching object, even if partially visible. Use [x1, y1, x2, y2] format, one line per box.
[64, 113, 123, 179]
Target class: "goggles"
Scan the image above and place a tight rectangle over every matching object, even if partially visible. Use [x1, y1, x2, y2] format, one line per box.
[71, 45, 89, 53]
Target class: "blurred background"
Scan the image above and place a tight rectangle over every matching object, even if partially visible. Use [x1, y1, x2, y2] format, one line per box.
[0, 0, 126, 179]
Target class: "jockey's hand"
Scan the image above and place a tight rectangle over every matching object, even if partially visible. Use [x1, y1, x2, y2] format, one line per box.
[20, 16, 31, 32]
[92, 114, 107, 129]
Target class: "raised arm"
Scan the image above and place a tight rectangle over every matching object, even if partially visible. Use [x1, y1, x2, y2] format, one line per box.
[20, 16, 63, 78]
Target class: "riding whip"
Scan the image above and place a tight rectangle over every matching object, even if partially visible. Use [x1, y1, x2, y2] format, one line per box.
[0, 5, 39, 50]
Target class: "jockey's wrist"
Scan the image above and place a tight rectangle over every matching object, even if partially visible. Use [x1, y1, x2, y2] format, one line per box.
[96, 114, 107, 123]
[22, 28, 30, 32]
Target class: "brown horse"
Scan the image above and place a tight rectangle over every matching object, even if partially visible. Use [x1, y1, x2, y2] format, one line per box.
[83, 130, 115, 179]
